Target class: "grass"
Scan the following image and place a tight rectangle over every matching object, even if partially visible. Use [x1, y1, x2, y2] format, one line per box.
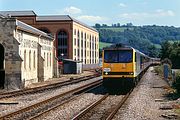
[99, 42, 112, 49]
[154, 44, 161, 49]
[174, 109, 180, 115]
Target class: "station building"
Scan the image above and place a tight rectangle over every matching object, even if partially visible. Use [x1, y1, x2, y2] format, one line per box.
[0, 11, 99, 65]
[0, 16, 58, 89]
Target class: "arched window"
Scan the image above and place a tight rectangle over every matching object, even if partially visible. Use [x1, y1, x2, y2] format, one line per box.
[58, 30, 68, 60]
[29, 51, 31, 69]
[24, 50, 26, 69]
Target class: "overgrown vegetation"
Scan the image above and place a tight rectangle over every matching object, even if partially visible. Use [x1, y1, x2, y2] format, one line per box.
[160, 41, 180, 69]
[153, 57, 180, 99]
[173, 72, 180, 93]
[154, 64, 172, 79]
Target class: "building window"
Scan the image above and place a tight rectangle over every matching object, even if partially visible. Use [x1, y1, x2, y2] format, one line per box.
[50, 53, 51, 67]
[74, 29, 76, 35]
[77, 30, 80, 47]
[44, 52, 46, 67]
[58, 30, 68, 60]
[74, 38, 76, 46]
[74, 49, 76, 56]
[81, 32, 83, 48]
[34, 51, 35, 69]
[85, 33, 86, 59]
[47, 53, 49, 67]
[24, 50, 26, 70]
[81, 49, 83, 58]
[77, 49, 79, 57]
[29, 50, 31, 70]
[90, 35, 92, 62]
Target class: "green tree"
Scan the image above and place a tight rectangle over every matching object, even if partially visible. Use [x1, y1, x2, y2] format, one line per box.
[95, 23, 101, 28]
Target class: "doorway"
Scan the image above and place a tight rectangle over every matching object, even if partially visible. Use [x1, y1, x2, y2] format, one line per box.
[0, 44, 5, 89]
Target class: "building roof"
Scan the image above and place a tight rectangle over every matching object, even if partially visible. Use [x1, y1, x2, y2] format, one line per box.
[36, 15, 72, 21]
[0, 10, 98, 32]
[37, 15, 98, 32]
[16, 20, 53, 40]
[0, 14, 5, 18]
[0, 11, 36, 17]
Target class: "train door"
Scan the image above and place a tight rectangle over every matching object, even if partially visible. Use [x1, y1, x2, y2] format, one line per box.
[0, 44, 5, 89]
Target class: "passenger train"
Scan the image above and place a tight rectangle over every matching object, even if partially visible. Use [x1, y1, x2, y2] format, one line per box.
[102, 44, 158, 91]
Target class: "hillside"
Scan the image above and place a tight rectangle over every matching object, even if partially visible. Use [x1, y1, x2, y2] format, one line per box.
[94, 25, 180, 57]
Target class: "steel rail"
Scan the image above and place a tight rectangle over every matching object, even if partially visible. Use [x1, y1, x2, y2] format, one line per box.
[71, 93, 109, 120]
[29, 83, 102, 120]
[106, 89, 133, 120]
[0, 80, 102, 120]
[0, 74, 100, 99]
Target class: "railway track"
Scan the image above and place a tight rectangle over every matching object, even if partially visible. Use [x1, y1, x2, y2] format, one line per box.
[0, 74, 100, 99]
[72, 89, 132, 120]
[0, 80, 102, 120]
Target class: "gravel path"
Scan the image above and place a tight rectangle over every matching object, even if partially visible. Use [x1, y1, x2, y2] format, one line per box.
[113, 67, 169, 120]
[37, 86, 107, 120]
[0, 76, 102, 116]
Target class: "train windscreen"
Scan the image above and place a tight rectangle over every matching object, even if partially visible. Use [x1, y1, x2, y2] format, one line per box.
[104, 50, 132, 63]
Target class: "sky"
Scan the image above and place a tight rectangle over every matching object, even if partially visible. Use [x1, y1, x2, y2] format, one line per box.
[0, 0, 180, 27]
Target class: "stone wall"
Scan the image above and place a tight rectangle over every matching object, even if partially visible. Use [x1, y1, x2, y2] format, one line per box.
[0, 18, 22, 90]
[0, 17, 58, 90]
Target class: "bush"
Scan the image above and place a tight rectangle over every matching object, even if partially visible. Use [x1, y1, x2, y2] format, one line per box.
[161, 58, 172, 68]
[174, 72, 180, 93]
[154, 65, 163, 75]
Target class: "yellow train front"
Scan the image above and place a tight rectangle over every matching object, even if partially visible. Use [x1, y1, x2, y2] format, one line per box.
[102, 44, 152, 91]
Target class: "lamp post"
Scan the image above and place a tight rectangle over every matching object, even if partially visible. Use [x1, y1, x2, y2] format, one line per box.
[60, 53, 64, 74]
[61, 53, 64, 61]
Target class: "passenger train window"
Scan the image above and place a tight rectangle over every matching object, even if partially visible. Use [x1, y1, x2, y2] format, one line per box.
[104, 50, 132, 63]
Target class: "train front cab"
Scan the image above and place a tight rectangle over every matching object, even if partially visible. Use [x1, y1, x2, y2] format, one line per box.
[102, 48, 137, 91]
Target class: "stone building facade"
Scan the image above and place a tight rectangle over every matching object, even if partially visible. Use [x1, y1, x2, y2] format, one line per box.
[0, 11, 99, 65]
[0, 17, 58, 90]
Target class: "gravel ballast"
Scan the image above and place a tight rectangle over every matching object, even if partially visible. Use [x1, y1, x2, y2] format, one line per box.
[113, 67, 171, 120]
[0, 77, 101, 116]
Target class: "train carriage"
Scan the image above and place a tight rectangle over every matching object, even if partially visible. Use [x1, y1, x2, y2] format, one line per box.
[102, 44, 152, 91]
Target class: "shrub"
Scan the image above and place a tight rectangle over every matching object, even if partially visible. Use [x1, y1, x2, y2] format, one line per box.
[174, 72, 180, 93]
[154, 65, 163, 75]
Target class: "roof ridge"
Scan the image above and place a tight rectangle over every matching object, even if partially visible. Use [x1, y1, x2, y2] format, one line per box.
[16, 20, 53, 39]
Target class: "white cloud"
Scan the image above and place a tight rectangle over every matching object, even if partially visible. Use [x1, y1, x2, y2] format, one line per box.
[63, 6, 82, 14]
[77, 15, 108, 25]
[155, 9, 175, 16]
[119, 3, 127, 7]
[120, 9, 175, 20]
[77, 15, 104, 22]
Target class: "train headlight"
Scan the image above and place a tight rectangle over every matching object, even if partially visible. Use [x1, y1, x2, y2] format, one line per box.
[103, 68, 111, 72]
[130, 72, 134, 75]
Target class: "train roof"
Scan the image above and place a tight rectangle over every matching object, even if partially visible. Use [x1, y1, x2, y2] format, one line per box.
[103, 43, 150, 58]
[103, 44, 133, 50]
